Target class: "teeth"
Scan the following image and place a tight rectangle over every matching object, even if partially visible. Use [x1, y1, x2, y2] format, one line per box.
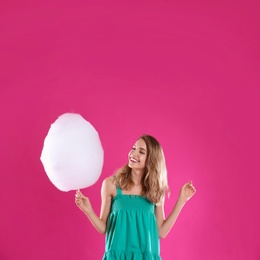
[130, 157, 138, 163]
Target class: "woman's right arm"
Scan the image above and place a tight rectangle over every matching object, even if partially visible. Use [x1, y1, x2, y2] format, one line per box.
[75, 176, 115, 234]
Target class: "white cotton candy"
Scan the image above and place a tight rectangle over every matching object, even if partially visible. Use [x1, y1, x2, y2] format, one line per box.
[40, 113, 104, 191]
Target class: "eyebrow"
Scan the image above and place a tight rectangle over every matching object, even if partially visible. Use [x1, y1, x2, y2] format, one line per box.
[133, 145, 147, 152]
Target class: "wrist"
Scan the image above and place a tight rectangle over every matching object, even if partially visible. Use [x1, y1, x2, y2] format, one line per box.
[83, 208, 93, 216]
[177, 196, 187, 206]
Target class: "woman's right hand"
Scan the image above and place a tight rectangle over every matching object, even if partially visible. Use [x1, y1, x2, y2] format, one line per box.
[75, 190, 93, 215]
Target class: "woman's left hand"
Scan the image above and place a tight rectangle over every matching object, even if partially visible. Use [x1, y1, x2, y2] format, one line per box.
[179, 181, 196, 203]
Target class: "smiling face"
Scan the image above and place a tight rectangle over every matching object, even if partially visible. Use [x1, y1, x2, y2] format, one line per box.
[128, 138, 147, 171]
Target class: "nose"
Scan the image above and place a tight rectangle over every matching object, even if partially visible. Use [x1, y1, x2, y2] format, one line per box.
[130, 149, 137, 157]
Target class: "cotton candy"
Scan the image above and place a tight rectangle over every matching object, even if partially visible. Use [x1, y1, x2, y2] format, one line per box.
[40, 113, 104, 191]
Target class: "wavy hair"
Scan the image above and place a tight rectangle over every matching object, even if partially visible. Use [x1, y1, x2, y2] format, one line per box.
[115, 134, 169, 204]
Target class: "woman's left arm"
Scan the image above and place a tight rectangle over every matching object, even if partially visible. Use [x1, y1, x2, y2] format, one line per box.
[156, 181, 196, 238]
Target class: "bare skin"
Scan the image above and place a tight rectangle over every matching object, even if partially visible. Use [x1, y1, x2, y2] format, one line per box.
[75, 177, 196, 237]
[75, 138, 196, 237]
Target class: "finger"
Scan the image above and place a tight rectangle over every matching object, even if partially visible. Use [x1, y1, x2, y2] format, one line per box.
[75, 198, 82, 206]
[191, 186, 196, 193]
[188, 181, 195, 188]
[188, 184, 196, 193]
[190, 185, 196, 191]
[185, 181, 192, 187]
[189, 184, 195, 190]
[75, 190, 82, 198]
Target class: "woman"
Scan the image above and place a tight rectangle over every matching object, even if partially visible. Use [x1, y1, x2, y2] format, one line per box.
[75, 134, 196, 259]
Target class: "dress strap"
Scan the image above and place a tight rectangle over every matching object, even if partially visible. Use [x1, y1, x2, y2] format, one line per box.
[116, 186, 122, 195]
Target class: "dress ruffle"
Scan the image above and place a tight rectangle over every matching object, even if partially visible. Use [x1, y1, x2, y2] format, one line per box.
[102, 250, 162, 260]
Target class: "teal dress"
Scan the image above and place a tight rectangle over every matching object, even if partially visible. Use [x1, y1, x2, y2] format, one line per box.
[102, 187, 161, 260]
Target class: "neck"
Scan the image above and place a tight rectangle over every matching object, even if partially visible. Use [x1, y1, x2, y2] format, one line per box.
[130, 169, 144, 185]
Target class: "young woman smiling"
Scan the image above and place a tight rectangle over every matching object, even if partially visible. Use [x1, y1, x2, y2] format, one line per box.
[75, 134, 196, 259]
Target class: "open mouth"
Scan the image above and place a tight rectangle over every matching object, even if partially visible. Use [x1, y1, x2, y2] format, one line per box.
[129, 157, 139, 163]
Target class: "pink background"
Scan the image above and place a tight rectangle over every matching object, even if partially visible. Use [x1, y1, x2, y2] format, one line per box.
[0, 0, 259, 259]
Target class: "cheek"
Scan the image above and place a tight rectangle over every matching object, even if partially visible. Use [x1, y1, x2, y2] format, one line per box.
[142, 156, 147, 164]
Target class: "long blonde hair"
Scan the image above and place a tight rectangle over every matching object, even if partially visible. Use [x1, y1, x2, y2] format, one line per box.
[115, 134, 169, 204]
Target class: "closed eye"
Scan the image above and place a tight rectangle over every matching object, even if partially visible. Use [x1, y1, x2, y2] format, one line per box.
[131, 146, 146, 154]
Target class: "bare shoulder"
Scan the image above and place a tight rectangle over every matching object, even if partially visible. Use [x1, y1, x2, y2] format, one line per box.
[103, 175, 116, 187]
[101, 176, 116, 197]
